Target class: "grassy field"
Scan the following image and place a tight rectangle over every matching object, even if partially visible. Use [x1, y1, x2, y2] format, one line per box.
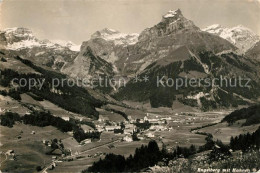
[49, 157, 100, 173]
[0, 56, 40, 75]
[143, 111, 229, 149]
[20, 93, 43, 107]
[50, 140, 151, 173]
[0, 95, 29, 115]
[198, 121, 260, 143]
[106, 103, 146, 119]
[0, 124, 70, 173]
[96, 108, 125, 122]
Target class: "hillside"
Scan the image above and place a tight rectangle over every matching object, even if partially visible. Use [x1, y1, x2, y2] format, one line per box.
[222, 105, 260, 126]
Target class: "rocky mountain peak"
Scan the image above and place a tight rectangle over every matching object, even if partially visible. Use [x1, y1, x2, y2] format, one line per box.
[138, 9, 199, 42]
[0, 27, 36, 45]
[162, 9, 182, 20]
[159, 9, 199, 32]
[90, 28, 139, 46]
[0, 27, 80, 51]
[91, 28, 120, 39]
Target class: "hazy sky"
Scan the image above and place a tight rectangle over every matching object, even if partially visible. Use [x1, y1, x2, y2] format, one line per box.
[0, 0, 259, 44]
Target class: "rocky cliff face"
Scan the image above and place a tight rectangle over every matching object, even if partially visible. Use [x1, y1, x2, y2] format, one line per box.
[61, 46, 114, 80]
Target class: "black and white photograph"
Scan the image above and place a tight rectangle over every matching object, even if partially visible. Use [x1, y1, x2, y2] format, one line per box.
[0, 0, 260, 172]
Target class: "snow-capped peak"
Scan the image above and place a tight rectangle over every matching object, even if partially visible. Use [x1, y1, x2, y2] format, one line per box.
[91, 28, 139, 46]
[203, 24, 260, 52]
[0, 27, 80, 51]
[202, 24, 223, 34]
[51, 40, 81, 51]
[163, 9, 182, 18]
[1, 27, 36, 44]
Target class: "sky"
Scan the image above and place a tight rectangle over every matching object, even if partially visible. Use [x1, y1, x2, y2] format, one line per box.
[0, 0, 259, 44]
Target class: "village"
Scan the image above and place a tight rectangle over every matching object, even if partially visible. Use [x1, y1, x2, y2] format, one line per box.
[0, 103, 226, 172]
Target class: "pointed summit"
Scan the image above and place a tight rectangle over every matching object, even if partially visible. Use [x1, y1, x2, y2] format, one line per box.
[139, 9, 199, 41]
[163, 9, 182, 19]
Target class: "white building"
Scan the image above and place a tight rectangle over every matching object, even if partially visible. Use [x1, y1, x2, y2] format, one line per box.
[139, 119, 144, 123]
[161, 117, 172, 121]
[145, 132, 155, 138]
[61, 116, 70, 121]
[96, 126, 104, 132]
[0, 108, 6, 114]
[150, 125, 167, 131]
[105, 126, 121, 131]
[80, 138, 91, 145]
[123, 135, 133, 142]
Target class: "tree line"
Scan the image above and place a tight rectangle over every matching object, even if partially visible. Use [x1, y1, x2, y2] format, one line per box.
[0, 111, 101, 142]
[230, 126, 260, 151]
[0, 55, 104, 119]
[222, 105, 260, 126]
[86, 125, 260, 172]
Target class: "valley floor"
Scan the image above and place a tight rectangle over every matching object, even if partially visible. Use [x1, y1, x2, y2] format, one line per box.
[2, 104, 256, 173]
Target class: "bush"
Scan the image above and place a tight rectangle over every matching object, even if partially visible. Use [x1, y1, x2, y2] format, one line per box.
[36, 166, 42, 172]
[0, 112, 21, 127]
[0, 57, 7, 62]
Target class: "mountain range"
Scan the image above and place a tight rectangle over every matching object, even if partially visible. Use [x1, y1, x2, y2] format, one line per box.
[203, 24, 260, 53]
[1, 9, 260, 113]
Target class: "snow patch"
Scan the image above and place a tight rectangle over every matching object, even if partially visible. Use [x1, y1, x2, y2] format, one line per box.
[1, 27, 81, 51]
[91, 28, 139, 45]
[163, 10, 178, 18]
[203, 24, 260, 52]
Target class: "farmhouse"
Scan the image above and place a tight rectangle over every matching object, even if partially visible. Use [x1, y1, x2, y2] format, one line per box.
[80, 138, 91, 145]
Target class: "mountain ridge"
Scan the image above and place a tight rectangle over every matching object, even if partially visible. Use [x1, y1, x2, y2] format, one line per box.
[203, 24, 260, 53]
